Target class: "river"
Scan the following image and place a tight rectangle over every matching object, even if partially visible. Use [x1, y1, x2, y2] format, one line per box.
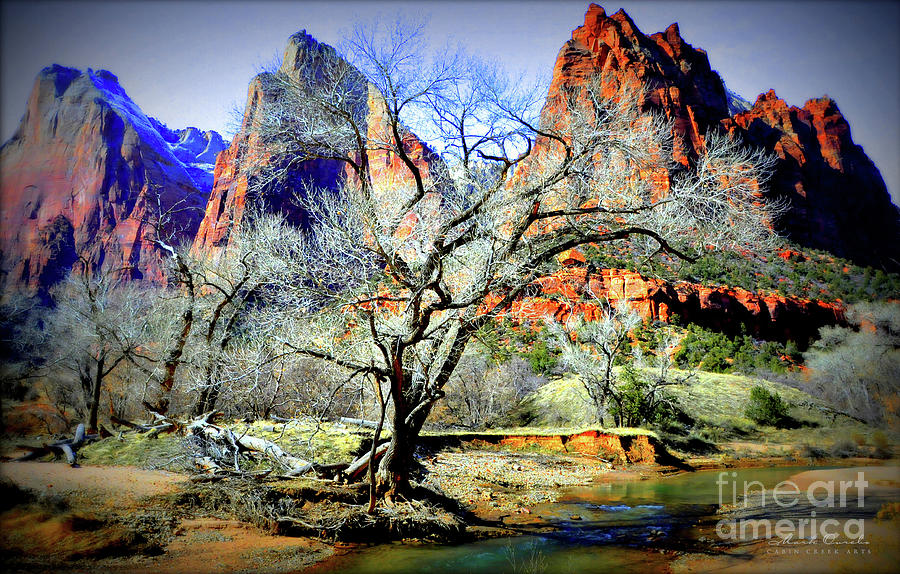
[313, 465, 899, 574]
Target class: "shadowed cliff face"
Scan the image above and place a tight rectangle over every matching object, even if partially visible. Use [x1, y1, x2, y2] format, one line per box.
[0, 65, 209, 294]
[192, 31, 440, 255]
[723, 91, 900, 269]
[547, 4, 899, 269]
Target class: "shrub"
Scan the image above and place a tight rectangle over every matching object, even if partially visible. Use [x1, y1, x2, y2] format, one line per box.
[829, 436, 859, 458]
[521, 340, 558, 375]
[804, 302, 900, 424]
[872, 431, 892, 459]
[699, 346, 731, 373]
[800, 443, 827, 459]
[673, 324, 791, 374]
[608, 366, 679, 428]
[439, 355, 547, 429]
[744, 385, 790, 427]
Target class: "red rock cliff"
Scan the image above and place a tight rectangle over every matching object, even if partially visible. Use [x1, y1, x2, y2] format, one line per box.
[0, 66, 207, 294]
[508, 265, 844, 343]
[192, 31, 440, 255]
[547, 3, 730, 164]
[545, 4, 899, 269]
[723, 90, 900, 268]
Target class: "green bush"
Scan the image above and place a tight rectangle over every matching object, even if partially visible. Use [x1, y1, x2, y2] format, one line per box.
[521, 340, 557, 375]
[699, 346, 731, 373]
[673, 324, 792, 374]
[744, 385, 790, 427]
[608, 366, 679, 428]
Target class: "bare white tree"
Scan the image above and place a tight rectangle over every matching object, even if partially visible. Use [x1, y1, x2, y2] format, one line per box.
[43, 261, 153, 432]
[547, 300, 641, 425]
[238, 20, 781, 501]
[805, 302, 900, 424]
[438, 354, 543, 429]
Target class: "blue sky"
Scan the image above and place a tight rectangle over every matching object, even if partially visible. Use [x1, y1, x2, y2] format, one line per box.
[2, 1, 898, 205]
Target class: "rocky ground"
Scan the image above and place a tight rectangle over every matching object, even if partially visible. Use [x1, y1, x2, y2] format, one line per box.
[417, 448, 649, 514]
[0, 440, 665, 573]
[1, 426, 895, 574]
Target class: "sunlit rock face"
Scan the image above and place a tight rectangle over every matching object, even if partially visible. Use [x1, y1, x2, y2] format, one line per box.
[544, 4, 899, 268]
[192, 31, 440, 255]
[0, 65, 209, 295]
[545, 3, 730, 165]
[511, 266, 844, 343]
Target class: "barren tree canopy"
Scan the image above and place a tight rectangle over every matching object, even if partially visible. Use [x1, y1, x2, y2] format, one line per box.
[224, 20, 783, 498]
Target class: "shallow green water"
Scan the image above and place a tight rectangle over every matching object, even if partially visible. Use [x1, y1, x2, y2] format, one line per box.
[314, 466, 830, 574]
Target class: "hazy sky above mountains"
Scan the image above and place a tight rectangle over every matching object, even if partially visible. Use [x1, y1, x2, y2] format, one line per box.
[2, 0, 898, 205]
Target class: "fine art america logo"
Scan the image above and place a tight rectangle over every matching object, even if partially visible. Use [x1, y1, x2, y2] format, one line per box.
[715, 471, 871, 554]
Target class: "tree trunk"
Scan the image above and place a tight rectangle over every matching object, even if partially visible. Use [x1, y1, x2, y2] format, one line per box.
[376, 352, 412, 500]
[377, 401, 411, 499]
[193, 359, 221, 417]
[158, 306, 192, 414]
[192, 314, 238, 417]
[88, 356, 104, 433]
[367, 377, 388, 514]
[376, 393, 433, 500]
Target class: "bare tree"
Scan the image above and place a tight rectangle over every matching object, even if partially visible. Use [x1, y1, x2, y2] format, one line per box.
[805, 302, 900, 425]
[241, 20, 780, 501]
[547, 300, 641, 425]
[43, 262, 152, 432]
[550, 305, 690, 428]
[187, 218, 274, 417]
[116, 207, 283, 418]
[439, 354, 542, 429]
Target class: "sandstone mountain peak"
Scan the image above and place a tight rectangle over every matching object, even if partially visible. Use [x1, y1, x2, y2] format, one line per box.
[0, 65, 212, 294]
[192, 29, 437, 255]
[552, 3, 900, 269]
[2, 4, 897, 301]
[723, 88, 900, 267]
[556, 4, 730, 165]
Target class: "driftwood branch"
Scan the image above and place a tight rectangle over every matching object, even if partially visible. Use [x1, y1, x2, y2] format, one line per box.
[346, 442, 390, 482]
[111, 414, 177, 438]
[13, 423, 96, 467]
[187, 418, 315, 476]
[338, 417, 382, 429]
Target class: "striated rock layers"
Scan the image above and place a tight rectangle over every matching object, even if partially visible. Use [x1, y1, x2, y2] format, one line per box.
[192, 31, 439, 254]
[0, 65, 209, 293]
[506, 266, 844, 344]
[549, 4, 899, 268]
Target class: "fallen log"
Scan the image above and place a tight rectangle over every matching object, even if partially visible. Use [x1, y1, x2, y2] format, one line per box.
[12, 423, 94, 467]
[187, 419, 315, 476]
[189, 473, 227, 483]
[146, 422, 176, 439]
[109, 413, 180, 439]
[346, 442, 390, 482]
[110, 415, 145, 431]
[338, 417, 381, 429]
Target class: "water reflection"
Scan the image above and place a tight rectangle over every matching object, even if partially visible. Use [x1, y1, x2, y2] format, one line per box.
[315, 466, 871, 574]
